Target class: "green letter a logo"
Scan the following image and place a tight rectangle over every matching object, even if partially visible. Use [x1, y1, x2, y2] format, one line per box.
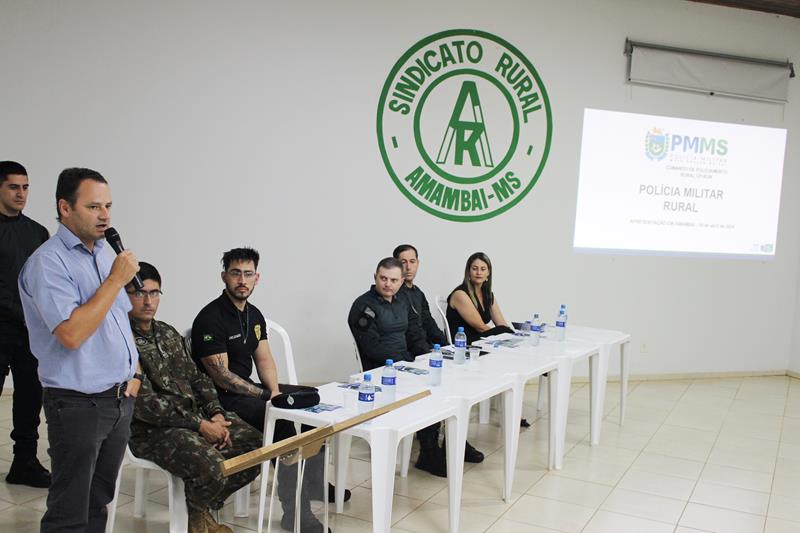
[436, 81, 494, 168]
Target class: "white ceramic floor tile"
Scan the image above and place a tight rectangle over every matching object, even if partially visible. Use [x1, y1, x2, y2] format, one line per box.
[699, 463, 773, 493]
[617, 468, 696, 500]
[601, 487, 685, 524]
[765, 516, 800, 533]
[582, 509, 675, 533]
[485, 518, 563, 532]
[393, 501, 497, 533]
[429, 479, 520, 518]
[680, 502, 766, 533]
[527, 473, 612, 508]
[707, 447, 777, 473]
[551, 456, 629, 486]
[501, 494, 595, 532]
[341, 486, 425, 525]
[631, 452, 704, 480]
[767, 493, 800, 522]
[690, 480, 770, 515]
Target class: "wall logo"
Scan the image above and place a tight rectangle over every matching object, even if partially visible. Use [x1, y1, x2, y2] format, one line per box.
[645, 127, 729, 161]
[377, 29, 552, 222]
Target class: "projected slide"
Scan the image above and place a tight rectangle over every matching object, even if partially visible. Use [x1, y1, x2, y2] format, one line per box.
[573, 109, 787, 258]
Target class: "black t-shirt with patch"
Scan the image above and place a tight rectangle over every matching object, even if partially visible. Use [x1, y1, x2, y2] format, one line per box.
[191, 291, 268, 383]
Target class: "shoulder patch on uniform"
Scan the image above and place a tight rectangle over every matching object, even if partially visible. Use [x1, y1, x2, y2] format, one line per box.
[135, 337, 147, 346]
[254, 324, 262, 341]
[356, 305, 376, 330]
[203, 334, 213, 342]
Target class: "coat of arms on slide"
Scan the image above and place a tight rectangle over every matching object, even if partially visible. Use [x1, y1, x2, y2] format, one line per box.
[377, 29, 552, 222]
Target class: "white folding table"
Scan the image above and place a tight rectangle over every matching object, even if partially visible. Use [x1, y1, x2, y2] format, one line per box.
[260, 384, 461, 533]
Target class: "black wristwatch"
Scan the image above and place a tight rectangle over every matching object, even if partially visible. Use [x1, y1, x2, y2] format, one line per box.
[133, 373, 144, 382]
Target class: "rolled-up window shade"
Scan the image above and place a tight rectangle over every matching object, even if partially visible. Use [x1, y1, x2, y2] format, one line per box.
[627, 40, 792, 103]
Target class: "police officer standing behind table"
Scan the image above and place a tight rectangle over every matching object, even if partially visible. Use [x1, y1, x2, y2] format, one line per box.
[18, 168, 142, 533]
[0, 161, 51, 488]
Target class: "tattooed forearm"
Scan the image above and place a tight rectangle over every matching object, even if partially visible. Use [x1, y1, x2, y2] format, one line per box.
[201, 354, 263, 398]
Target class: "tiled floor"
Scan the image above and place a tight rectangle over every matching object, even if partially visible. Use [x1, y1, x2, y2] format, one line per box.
[0, 375, 798, 532]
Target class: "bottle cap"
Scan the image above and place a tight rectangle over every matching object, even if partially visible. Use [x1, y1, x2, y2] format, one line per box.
[364, 373, 372, 381]
[386, 359, 394, 365]
[433, 344, 441, 350]
[458, 326, 465, 332]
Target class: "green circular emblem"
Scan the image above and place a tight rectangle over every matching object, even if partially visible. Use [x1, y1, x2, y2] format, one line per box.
[377, 29, 552, 222]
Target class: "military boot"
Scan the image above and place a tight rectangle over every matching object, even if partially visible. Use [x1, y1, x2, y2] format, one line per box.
[188, 508, 209, 533]
[414, 430, 447, 477]
[202, 509, 233, 533]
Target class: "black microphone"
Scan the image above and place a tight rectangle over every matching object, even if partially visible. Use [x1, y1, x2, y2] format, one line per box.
[103, 227, 143, 290]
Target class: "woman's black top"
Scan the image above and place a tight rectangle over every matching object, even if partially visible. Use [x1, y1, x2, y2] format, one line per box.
[446, 283, 493, 345]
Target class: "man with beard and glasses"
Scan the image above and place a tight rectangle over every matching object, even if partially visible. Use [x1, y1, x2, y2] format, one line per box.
[191, 247, 347, 533]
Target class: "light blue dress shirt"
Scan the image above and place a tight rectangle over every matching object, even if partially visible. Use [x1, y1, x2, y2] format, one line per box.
[18, 224, 138, 393]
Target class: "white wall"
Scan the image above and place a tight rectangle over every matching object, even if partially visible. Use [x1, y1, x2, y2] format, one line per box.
[2, 0, 798, 383]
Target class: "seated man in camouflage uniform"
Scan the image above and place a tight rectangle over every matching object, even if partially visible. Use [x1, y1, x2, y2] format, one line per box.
[127, 262, 262, 533]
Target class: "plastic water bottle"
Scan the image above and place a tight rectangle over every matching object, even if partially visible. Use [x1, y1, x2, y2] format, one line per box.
[358, 374, 375, 413]
[454, 327, 467, 365]
[531, 313, 542, 346]
[555, 305, 567, 341]
[381, 359, 397, 403]
[429, 344, 443, 386]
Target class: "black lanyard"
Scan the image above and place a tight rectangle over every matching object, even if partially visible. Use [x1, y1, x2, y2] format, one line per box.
[238, 304, 250, 345]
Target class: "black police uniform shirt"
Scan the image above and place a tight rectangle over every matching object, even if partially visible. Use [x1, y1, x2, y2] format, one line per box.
[347, 285, 430, 371]
[191, 291, 268, 388]
[0, 212, 49, 339]
[398, 283, 447, 347]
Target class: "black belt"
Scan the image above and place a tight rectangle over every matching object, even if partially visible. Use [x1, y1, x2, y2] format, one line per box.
[45, 382, 128, 399]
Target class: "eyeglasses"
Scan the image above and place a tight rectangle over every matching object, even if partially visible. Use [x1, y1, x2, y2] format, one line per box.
[126, 289, 163, 299]
[226, 269, 256, 279]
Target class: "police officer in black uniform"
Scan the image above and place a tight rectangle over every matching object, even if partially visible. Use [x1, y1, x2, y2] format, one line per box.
[392, 244, 448, 347]
[348, 256, 482, 477]
[0, 161, 51, 488]
[348, 257, 430, 371]
[392, 244, 486, 463]
[192, 247, 345, 533]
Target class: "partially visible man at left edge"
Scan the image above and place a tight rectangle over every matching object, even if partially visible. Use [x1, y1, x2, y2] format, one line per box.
[0, 161, 51, 488]
[19, 167, 142, 533]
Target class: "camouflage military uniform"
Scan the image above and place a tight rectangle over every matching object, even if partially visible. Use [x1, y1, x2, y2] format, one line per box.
[129, 319, 262, 511]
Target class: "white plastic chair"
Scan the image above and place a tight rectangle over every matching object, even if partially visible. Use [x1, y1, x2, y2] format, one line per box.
[434, 295, 453, 345]
[233, 319, 299, 518]
[265, 319, 299, 386]
[350, 330, 364, 373]
[107, 446, 188, 533]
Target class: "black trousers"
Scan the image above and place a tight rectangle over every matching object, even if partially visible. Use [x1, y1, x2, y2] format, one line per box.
[41, 387, 133, 533]
[0, 339, 44, 459]
[219, 384, 325, 509]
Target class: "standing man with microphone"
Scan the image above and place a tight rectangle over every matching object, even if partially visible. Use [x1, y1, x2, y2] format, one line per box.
[19, 168, 143, 533]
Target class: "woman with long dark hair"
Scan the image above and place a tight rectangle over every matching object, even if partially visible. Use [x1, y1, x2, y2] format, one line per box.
[446, 252, 514, 344]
